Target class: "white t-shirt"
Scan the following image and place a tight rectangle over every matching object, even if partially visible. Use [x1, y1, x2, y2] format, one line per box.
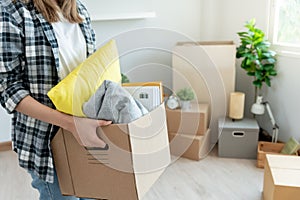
[52, 13, 87, 79]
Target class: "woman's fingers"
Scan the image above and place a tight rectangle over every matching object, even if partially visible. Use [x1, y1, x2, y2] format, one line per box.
[98, 120, 112, 126]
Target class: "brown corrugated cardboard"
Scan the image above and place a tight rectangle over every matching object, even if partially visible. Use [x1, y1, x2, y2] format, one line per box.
[166, 103, 209, 136]
[168, 129, 211, 161]
[51, 103, 170, 200]
[263, 154, 300, 200]
[172, 41, 236, 144]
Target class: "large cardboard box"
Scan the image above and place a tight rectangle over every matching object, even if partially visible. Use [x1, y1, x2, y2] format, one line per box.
[166, 103, 209, 136]
[172, 41, 236, 144]
[51, 104, 170, 200]
[263, 154, 300, 200]
[168, 129, 211, 161]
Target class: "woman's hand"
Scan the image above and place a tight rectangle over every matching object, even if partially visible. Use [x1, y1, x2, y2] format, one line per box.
[67, 117, 112, 148]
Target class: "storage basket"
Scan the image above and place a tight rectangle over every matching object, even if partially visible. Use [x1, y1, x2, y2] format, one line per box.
[257, 141, 298, 168]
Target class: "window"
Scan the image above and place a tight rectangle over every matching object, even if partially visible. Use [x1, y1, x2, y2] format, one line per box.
[269, 0, 300, 56]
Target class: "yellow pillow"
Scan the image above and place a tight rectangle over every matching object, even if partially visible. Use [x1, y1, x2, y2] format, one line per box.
[47, 39, 121, 117]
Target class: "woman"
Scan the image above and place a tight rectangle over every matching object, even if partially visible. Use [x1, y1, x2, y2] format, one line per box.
[0, 0, 110, 199]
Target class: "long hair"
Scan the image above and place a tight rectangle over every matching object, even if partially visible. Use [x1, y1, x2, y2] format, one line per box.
[14, 0, 83, 23]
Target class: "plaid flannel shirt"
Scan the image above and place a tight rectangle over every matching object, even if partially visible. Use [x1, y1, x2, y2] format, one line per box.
[0, 0, 95, 183]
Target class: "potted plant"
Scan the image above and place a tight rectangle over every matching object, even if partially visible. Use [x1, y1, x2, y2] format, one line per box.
[121, 73, 130, 83]
[176, 87, 195, 110]
[236, 18, 277, 98]
[237, 19, 280, 144]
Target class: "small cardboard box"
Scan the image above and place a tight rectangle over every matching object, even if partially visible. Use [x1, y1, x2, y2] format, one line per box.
[172, 41, 236, 144]
[263, 154, 300, 200]
[168, 129, 211, 161]
[166, 103, 209, 136]
[51, 103, 170, 200]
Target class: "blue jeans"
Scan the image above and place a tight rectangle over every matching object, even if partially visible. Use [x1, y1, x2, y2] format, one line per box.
[28, 170, 94, 200]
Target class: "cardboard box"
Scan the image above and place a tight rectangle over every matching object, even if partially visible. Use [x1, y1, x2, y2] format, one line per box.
[263, 154, 300, 200]
[166, 103, 209, 136]
[51, 103, 170, 200]
[168, 129, 211, 161]
[172, 41, 236, 144]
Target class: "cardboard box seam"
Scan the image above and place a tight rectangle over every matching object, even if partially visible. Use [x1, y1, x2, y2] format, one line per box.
[126, 128, 139, 199]
[61, 129, 76, 195]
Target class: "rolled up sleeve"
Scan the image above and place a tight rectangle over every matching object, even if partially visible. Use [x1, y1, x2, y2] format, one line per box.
[0, 5, 29, 113]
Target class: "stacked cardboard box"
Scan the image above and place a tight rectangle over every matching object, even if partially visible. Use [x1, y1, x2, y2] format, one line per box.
[172, 41, 236, 144]
[166, 102, 211, 160]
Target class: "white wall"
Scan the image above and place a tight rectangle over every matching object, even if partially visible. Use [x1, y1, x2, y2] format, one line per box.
[0, 108, 11, 142]
[88, 0, 202, 93]
[200, 0, 300, 142]
[200, 0, 271, 117]
[258, 56, 300, 142]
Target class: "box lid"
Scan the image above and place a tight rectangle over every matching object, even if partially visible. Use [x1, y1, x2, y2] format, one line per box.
[266, 154, 300, 187]
[219, 117, 259, 130]
[267, 154, 300, 169]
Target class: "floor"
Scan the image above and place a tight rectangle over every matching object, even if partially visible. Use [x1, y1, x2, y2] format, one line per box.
[0, 145, 264, 200]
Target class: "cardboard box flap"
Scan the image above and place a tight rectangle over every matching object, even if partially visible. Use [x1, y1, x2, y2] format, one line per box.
[128, 103, 170, 199]
[266, 154, 300, 187]
[271, 168, 300, 187]
[267, 154, 300, 170]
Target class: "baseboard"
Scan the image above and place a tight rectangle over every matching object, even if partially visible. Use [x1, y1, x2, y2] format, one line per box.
[0, 141, 12, 152]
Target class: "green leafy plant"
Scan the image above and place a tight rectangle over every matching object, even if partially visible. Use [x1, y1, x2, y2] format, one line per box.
[176, 87, 195, 101]
[121, 73, 130, 83]
[236, 18, 277, 94]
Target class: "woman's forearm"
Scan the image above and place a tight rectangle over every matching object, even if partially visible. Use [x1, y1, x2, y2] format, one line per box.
[15, 95, 73, 130]
[15, 95, 111, 147]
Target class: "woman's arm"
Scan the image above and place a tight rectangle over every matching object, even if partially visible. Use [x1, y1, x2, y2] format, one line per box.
[16, 95, 111, 147]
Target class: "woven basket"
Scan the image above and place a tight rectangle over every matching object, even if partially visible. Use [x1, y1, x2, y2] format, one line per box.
[257, 141, 298, 168]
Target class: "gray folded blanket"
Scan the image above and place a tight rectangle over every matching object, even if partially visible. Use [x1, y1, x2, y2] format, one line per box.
[82, 80, 148, 124]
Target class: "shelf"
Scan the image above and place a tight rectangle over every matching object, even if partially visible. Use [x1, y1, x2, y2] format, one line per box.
[90, 11, 156, 21]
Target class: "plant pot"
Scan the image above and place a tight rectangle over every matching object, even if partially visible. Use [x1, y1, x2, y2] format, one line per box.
[180, 100, 191, 110]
